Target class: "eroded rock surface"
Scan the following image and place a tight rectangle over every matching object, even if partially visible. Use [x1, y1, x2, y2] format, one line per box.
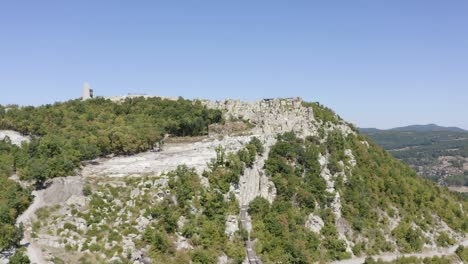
[0, 130, 30, 146]
[81, 136, 253, 178]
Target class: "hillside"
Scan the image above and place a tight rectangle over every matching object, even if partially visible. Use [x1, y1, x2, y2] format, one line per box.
[361, 127, 468, 188]
[390, 124, 466, 133]
[361, 125, 466, 133]
[0, 97, 467, 264]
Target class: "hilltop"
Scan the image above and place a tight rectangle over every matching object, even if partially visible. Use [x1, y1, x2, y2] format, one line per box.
[0, 97, 467, 264]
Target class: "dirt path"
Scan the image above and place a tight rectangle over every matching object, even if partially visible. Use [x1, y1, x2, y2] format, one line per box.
[16, 189, 47, 264]
[16, 176, 84, 264]
[331, 238, 468, 264]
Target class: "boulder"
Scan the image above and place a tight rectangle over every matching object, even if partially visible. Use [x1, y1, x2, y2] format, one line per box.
[305, 214, 324, 233]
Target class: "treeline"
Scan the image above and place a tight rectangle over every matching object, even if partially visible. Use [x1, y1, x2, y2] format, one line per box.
[0, 97, 222, 182]
[363, 130, 468, 154]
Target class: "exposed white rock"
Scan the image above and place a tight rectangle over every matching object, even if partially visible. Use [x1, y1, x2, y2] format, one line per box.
[225, 215, 239, 239]
[305, 214, 324, 233]
[175, 233, 193, 250]
[218, 254, 229, 264]
[177, 216, 186, 231]
[361, 141, 370, 148]
[318, 154, 328, 167]
[203, 98, 318, 137]
[136, 216, 150, 232]
[81, 136, 253, 178]
[236, 151, 276, 206]
[331, 192, 342, 219]
[66, 195, 86, 208]
[344, 149, 356, 167]
[130, 188, 140, 198]
[0, 130, 30, 146]
[17, 176, 84, 226]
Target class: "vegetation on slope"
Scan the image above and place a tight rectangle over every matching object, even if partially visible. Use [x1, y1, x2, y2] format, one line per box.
[249, 132, 349, 263]
[362, 129, 468, 186]
[34, 138, 264, 263]
[340, 133, 466, 253]
[249, 129, 467, 263]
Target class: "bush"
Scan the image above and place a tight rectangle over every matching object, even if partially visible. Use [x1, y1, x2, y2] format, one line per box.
[392, 222, 423, 253]
[435, 232, 454, 247]
[455, 245, 468, 262]
[249, 137, 264, 156]
[63, 222, 77, 232]
[9, 248, 30, 264]
[248, 197, 270, 218]
[191, 249, 216, 264]
[82, 184, 92, 196]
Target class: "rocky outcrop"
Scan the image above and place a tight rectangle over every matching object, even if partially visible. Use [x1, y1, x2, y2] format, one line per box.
[81, 136, 253, 178]
[225, 215, 239, 239]
[305, 214, 325, 233]
[235, 150, 276, 206]
[203, 98, 317, 137]
[0, 130, 30, 146]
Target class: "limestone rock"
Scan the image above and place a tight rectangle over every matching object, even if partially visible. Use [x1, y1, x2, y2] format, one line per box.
[218, 254, 229, 264]
[136, 216, 150, 232]
[305, 214, 324, 233]
[175, 233, 193, 250]
[177, 216, 186, 231]
[225, 215, 239, 239]
[0, 130, 31, 146]
[66, 195, 86, 207]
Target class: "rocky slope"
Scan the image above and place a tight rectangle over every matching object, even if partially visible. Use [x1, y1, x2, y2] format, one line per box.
[5, 97, 467, 264]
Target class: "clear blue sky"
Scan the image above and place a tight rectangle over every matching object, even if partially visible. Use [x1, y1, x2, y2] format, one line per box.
[1, 1, 467, 129]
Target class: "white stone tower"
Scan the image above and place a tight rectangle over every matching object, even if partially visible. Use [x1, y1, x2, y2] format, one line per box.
[82, 82, 94, 100]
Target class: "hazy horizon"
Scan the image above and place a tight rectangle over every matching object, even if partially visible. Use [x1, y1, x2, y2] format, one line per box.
[1, 1, 467, 129]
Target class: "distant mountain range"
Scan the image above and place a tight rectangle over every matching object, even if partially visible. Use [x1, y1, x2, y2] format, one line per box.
[361, 124, 468, 188]
[361, 124, 467, 133]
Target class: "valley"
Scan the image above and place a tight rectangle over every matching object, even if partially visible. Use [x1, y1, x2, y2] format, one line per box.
[361, 126, 468, 189]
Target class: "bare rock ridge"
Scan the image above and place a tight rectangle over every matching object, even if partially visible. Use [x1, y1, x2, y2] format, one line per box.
[203, 97, 317, 136]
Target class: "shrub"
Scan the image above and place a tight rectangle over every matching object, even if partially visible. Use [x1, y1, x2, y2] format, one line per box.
[9, 249, 30, 264]
[455, 245, 468, 262]
[435, 232, 455, 247]
[63, 222, 77, 232]
[82, 184, 92, 196]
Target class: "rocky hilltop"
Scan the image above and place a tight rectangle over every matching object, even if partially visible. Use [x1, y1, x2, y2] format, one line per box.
[1, 97, 467, 264]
